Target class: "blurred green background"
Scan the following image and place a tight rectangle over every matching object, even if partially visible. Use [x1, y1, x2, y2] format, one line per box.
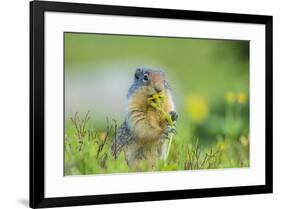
[64, 32, 249, 175]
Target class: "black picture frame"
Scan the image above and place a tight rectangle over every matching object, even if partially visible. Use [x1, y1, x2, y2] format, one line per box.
[30, 0, 273, 208]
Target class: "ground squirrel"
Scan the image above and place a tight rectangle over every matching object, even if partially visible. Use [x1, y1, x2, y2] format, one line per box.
[111, 68, 178, 169]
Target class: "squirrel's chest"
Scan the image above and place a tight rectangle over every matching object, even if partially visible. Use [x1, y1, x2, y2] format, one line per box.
[146, 109, 166, 127]
[127, 92, 170, 133]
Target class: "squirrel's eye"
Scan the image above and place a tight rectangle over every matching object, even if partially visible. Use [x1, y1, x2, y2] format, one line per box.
[143, 74, 149, 81]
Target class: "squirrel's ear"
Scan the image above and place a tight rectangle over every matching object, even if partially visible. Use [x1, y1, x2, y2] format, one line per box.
[135, 68, 142, 79]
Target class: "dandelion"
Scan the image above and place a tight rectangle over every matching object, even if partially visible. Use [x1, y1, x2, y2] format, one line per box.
[217, 141, 227, 151]
[239, 135, 249, 147]
[100, 132, 107, 140]
[148, 93, 175, 161]
[237, 92, 247, 104]
[224, 91, 236, 104]
[185, 94, 208, 123]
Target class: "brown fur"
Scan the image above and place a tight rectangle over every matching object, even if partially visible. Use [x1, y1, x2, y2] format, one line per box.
[127, 86, 174, 144]
[112, 70, 176, 169]
[125, 72, 175, 168]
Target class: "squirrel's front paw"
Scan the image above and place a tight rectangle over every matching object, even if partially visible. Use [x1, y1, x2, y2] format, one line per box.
[169, 111, 178, 122]
[162, 124, 177, 139]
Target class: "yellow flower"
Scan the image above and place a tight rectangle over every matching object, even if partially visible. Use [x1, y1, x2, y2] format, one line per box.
[100, 132, 107, 140]
[237, 92, 247, 104]
[217, 142, 227, 151]
[224, 91, 236, 104]
[185, 94, 209, 123]
[239, 135, 249, 147]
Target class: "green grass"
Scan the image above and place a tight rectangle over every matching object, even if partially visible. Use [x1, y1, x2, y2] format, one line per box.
[64, 96, 249, 175]
[64, 33, 249, 175]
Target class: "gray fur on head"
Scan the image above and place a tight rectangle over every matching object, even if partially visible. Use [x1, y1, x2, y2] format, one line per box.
[127, 68, 169, 99]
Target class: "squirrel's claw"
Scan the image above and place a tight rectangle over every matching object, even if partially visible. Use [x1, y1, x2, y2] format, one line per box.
[169, 126, 177, 135]
[169, 111, 178, 122]
[163, 124, 177, 139]
[171, 127, 177, 135]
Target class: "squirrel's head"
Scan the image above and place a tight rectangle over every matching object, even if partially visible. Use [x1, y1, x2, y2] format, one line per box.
[127, 68, 170, 98]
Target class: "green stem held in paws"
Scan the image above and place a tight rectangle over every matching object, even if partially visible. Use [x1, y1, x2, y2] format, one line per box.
[147, 93, 176, 161]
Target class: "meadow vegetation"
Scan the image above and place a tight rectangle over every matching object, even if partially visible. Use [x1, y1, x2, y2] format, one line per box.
[64, 92, 249, 175]
[64, 33, 249, 175]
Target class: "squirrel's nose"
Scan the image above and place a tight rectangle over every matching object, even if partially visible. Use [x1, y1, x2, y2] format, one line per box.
[154, 83, 164, 93]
